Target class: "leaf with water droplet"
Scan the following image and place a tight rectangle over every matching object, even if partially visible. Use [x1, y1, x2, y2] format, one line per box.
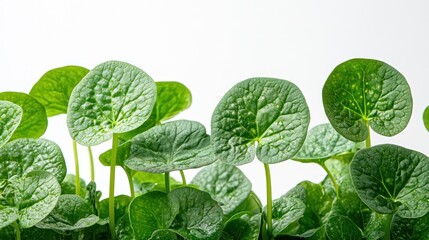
[0, 101, 22, 148]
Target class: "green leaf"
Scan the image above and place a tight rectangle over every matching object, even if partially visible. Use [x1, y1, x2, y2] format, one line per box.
[350, 144, 429, 218]
[191, 161, 252, 215]
[323, 58, 412, 141]
[363, 212, 389, 240]
[99, 195, 132, 223]
[120, 81, 192, 140]
[125, 120, 214, 173]
[293, 123, 363, 163]
[269, 197, 306, 236]
[225, 191, 262, 220]
[391, 212, 429, 240]
[325, 215, 362, 240]
[0, 92, 47, 140]
[0, 206, 18, 229]
[99, 141, 131, 168]
[115, 212, 134, 240]
[0, 101, 22, 148]
[132, 171, 181, 194]
[150, 229, 179, 240]
[67, 60, 156, 146]
[36, 194, 99, 232]
[22, 227, 61, 240]
[211, 77, 310, 165]
[221, 213, 261, 240]
[29, 65, 89, 117]
[0, 225, 14, 239]
[60, 174, 87, 198]
[3, 171, 61, 228]
[0, 138, 66, 182]
[423, 106, 429, 132]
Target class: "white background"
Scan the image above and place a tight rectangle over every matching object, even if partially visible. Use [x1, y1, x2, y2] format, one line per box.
[1, 1, 429, 204]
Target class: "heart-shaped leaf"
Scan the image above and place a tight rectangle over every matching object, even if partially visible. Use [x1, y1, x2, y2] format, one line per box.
[125, 120, 214, 173]
[191, 161, 252, 215]
[325, 215, 362, 240]
[350, 144, 429, 218]
[211, 78, 310, 165]
[0, 92, 47, 140]
[269, 197, 306, 236]
[0, 138, 66, 182]
[323, 58, 412, 141]
[0, 101, 22, 148]
[29, 66, 89, 117]
[67, 60, 156, 146]
[0, 206, 18, 228]
[424, 106, 429, 132]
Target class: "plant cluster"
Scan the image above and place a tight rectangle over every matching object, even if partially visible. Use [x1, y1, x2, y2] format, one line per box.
[0, 58, 428, 240]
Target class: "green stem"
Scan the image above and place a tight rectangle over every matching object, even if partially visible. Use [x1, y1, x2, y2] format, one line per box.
[13, 221, 20, 240]
[109, 134, 119, 240]
[72, 140, 80, 196]
[381, 213, 393, 240]
[263, 163, 273, 240]
[125, 169, 135, 198]
[88, 146, 95, 181]
[320, 162, 339, 197]
[365, 120, 371, 148]
[179, 170, 187, 185]
[165, 172, 171, 193]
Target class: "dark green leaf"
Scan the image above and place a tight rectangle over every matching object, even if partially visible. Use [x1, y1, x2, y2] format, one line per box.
[67, 60, 156, 146]
[323, 58, 412, 141]
[211, 78, 310, 165]
[226, 191, 262, 219]
[0, 225, 14, 240]
[132, 171, 181, 194]
[270, 197, 306, 236]
[0, 206, 18, 228]
[325, 215, 362, 240]
[150, 229, 178, 240]
[424, 106, 429, 132]
[60, 174, 87, 198]
[0, 92, 47, 140]
[191, 161, 252, 215]
[221, 213, 261, 240]
[392, 212, 429, 240]
[115, 212, 134, 240]
[0, 138, 66, 182]
[363, 212, 389, 240]
[0, 101, 22, 148]
[29, 65, 89, 117]
[125, 120, 214, 173]
[22, 227, 61, 240]
[350, 144, 429, 218]
[99, 195, 132, 223]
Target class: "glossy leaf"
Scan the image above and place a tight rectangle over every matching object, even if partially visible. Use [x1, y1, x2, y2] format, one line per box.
[99, 141, 131, 168]
[60, 174, 87, 198]
[0, 206, 18, 229]
[351, 144, 429, 218]
[211, 78, 310, 165]
[391, 212, 429, 240]
[226, 191, 262, 219]
[424, 106, 429, 132]
[0, 101, 22, 148]
[99, 195, 132, 223]
[150, 229, 179, 240]
[323, 58, 412, 141]
[0, 92, 47, 140]
[191, 161, 252, 214]
[363, 212, 388, 240]
[270, 197, 306, 236]
[325, 215, 362, 240]
[115, 212, 134, 240]
[67, 60, 156, 146]
[0, 138, 66, 182]
[29, 65, 89, 117]
[36, 194, 99, 231]
[221, 213, 261, 240]
[132, 171, 181, 194]
[125, 120, 214, 173]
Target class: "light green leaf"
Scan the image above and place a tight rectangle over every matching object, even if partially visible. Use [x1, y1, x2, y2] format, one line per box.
[67, 60, 156, 146]
[211, 78, 310, 165]
[0, 138, 66, 182]
[99, 195, 132, 223]
[363, 212, 388, 240]
[221, 213, 261, 240]
[323, 58, 412, 141]
[0, 92, 47, 140]
[225, 191, 262, 220]
[29, 65, 89, 117]
[150, 229, 178, 240]
[424, 106, 429, 132]
[0, 101, 22, 148]
[132, 171, 181, 194]
[325, 215, 362, 240]
[3, 171, 61, 228]
[391, 212, 429, 240]
[60, 174, 87, 198]
[269, 197, 306, 236]
[115, 212, 134, 240]
[350, 144, 429, 218]
[99, 141, 131, 168]
[191, 161, 252, 215]
[125, 120, 214, 173]
[36, 194, 99, 232]
[0, 206, 18, 229]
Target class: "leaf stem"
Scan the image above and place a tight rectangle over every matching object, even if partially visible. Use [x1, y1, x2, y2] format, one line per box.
[179, 170, 187, 185]
[165, 172, 171, 193]
[88, 146, 95, 181]
[381, 213, 393, 240]
[365, 120, 371, 148]
[72, 140, 80, 196]
[109, 133, 119, 240]
[13, 221, 20, 240]
[125, 169, 135, 198]
[263, 163, 273, 239]
[320, 162, 339, 197]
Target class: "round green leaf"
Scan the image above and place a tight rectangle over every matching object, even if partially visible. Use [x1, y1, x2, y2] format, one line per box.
[191, 161, 252, 215]
[323, 58, 412, 141]
[0, 206, 18, 229]
[0, 101, 22, 148]
[67, 60, 156, 146]
[36, 194, 99, 231]
[211, 78, 310, 165]
[125, 120, 215, 173]
[0, 92, 47, 140]
[269, 197, 306, 237]
[293, 123, 364, 163]
[29, 66, 89, 117]
[423, 106, 429, 132]
[325, 215, 362, 240]
[350, 144, 429, 218]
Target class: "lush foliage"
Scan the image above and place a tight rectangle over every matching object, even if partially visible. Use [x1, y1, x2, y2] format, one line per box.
[0, 58, 427, 240]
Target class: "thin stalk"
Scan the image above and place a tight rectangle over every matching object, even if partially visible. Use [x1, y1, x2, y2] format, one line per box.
[13, 221, 20, 240]
[179, 170, 187, 185]
[365, 120, 371, 148]
[87, 146, 95, 181]
[165, 172, 171, 193]
[125, 170, 135, 198]
[72, 140, 80, 196]
[381, 213, 393, 240]
[263, 163, 273, 240]
[320, 162, 339, 197]
[109, 134, 119, 240]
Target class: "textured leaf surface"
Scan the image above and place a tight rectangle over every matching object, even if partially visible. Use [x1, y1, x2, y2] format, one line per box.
[221, 213, 261, 240]
[0, 101, 22, 148]
[0, 138, 66, 182]
[323, 58, 412, 141]
[125, 120, 214, 173]
[391, 212, 429, 240]
[211, 78, 310, 165]
[226, 191, 262, 219]
[363, 213, 388, 240]
[293, 123, 363, 163]
[0, 92, 47, 140]
[270, 197, 306, 236]
[150, 229, 179, 240]
[191, 161, 252, 214]
[29, 65, 89, 117]
[350, 144, 429, 218]
[67, 60, 156, 146]
[99, 195, 132, 223]
[99, 141, 131, 168]
[325, 215, 362, 240]
[0, 206, 18, 228]
[60, 174, 87, 198]
[132, 171, 181, 194]
[424, 106, 429, 132]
